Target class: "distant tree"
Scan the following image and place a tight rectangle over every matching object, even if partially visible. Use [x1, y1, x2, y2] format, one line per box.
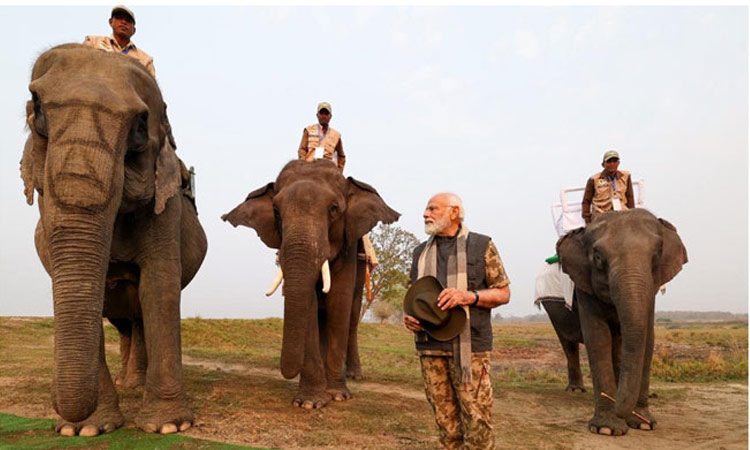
[360, 224, 421, 323]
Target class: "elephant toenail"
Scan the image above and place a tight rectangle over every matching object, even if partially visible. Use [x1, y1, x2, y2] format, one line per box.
[160, 423, 178, 434]
[59, 425, 76, 437]
[144, 423, 158, 433]
[600, 427, 612, 435]
[179, 421, 192, 431]
[79, 425, 99, 437]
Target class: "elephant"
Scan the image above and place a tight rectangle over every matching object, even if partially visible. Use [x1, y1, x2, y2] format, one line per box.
[222, 159, 399, 409]
[557, 208, 687, 436]
[540, 299, 586, 393]
[21, 44, 207, 437]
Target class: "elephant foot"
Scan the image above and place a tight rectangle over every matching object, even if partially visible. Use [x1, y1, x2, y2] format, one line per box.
[346, 365, 364, 381]
[627, 406, 656, 430]
[55, 406, 124, 437]
[326, 386, 352, 402]
[292, 391, 328, 410]
[135, 398, 193, 434]
[588, 411, 628, 436]
[565, 384, 586, 393]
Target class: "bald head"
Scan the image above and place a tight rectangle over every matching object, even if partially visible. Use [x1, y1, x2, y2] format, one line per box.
[423, 192, 464, 236]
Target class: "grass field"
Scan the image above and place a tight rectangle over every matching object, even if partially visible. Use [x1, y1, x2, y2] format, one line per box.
[0, 317, 746, 449]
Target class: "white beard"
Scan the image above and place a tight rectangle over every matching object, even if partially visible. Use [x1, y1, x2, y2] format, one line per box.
[425, 213, 451, 235]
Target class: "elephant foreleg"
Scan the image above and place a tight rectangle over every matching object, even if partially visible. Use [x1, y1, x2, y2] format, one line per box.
[294, 301, 328, 409]
[56, 324, 124, 437]
[627, 307, 657, 431]
[133, 199, 192, 434]
[134, 259, 192, 434]
[577, 292, 628, 436]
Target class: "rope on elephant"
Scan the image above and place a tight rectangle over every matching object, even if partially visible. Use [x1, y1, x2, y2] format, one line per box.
[600, 391, 652, 425]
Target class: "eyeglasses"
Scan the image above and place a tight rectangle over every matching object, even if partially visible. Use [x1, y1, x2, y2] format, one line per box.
[318, 110, 331, 115]
[605, 158, 620, 163]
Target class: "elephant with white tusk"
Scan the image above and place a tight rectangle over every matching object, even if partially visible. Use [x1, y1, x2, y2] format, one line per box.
[223, 160, 399, 409]
[266, 260, 330, 296]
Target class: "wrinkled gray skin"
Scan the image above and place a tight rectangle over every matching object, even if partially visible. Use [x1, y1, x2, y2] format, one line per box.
[21, 44, 207, 436]
[540, 299, 586, 393]
[222, 160, 399, 409]
[557, 209, 687, 436]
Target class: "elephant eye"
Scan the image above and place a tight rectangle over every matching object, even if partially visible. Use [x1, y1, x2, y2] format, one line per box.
[593, 252, 605, 269]
[31, 93, 48, 138]
[329, 204, 340, 217]
[127, 112, 149, 152]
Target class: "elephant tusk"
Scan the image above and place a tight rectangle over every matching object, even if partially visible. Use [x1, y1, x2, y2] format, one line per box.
[265, 267, 284, 297]
[321, 260, 331, 294]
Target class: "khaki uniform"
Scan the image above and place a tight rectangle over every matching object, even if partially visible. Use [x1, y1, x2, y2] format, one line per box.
[298, 124, 345, 170]
[581, 169, 635, 224]
[83, 35, 155, 77]
[421, 352, 494, 450]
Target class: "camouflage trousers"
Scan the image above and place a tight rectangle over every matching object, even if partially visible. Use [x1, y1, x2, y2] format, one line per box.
[420, 352, 494, 450]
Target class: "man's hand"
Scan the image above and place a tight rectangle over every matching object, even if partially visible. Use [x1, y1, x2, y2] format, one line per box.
[437, 288, 474, 311]
[404, 314, 423, 333]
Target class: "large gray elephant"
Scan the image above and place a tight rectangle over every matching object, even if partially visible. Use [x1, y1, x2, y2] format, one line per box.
[222, 160, 399, 409]
[539, 299, 586, 392]
[21, 44, 207, 436]
[557, 208, 687, 436]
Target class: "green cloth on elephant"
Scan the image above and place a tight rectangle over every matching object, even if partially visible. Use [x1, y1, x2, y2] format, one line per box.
[545, 254, 559, 264]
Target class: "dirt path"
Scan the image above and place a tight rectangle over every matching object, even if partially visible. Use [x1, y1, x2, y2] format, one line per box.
[180, 354, 748, 449]
[2, 323, 745, 449]
[182, 354, 426, 401]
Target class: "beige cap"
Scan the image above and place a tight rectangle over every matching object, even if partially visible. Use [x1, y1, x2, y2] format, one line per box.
[317, 102, 332, 113]
[111, 5, 136, 24]
[602, 150, 620, 162]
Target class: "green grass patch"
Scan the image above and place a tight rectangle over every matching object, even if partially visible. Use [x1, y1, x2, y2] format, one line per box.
[0, 413, 268, 449]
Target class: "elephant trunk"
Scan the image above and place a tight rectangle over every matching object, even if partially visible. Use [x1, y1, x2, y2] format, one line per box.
[48, 214, 113, 422]
[278, 228, 329, 379]
[612, 272, 654, 418]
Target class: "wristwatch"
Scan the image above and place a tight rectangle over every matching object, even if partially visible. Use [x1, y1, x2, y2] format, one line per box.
[471, 290, 480, 306]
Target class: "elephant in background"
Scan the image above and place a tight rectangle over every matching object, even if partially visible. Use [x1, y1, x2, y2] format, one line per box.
[557, 208, 686, 436]
[22, 44, 207, 436]
[540, 299, 586, 393]
[223, 160, 399, 409]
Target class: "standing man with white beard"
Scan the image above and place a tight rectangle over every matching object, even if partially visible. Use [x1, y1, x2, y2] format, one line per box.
[403, 192, 510, 450]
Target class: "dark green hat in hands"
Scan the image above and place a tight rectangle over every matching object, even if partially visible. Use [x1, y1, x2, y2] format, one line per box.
[404, 276, 466, 342]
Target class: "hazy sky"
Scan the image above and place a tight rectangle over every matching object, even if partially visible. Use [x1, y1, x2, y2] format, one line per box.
[0, 6, 747, 319]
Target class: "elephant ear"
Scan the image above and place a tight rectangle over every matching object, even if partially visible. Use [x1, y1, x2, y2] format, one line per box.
[221, 183, 281, 249]
[20, 134, 35, 205]
[657, 218, 688, 285]
[556, 228, 593, 295]
[153, 134, 181, 215]
[345, 177, 400, 248]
